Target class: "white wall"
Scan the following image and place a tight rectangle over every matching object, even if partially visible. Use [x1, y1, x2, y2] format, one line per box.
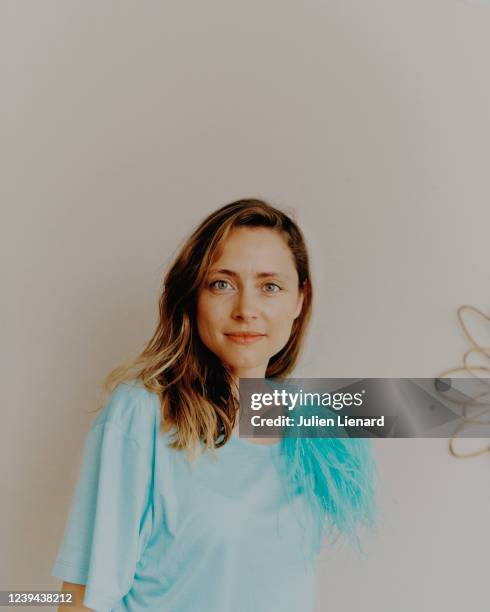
[2, 1, 489, 610]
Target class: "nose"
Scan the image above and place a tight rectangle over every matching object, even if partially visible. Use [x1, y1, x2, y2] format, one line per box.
[230, 287, 259, 322]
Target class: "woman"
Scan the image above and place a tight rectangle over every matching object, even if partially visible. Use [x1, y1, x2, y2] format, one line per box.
[52, 198, 378, 612]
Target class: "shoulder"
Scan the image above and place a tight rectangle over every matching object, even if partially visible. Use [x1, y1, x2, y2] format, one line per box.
[91, 379, 161, 449]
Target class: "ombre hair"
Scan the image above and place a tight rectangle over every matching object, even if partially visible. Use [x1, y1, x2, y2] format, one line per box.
[97, 198, 313, 460]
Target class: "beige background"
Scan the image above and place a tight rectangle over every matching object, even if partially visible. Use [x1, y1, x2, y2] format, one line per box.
[2, 1, 490, 610]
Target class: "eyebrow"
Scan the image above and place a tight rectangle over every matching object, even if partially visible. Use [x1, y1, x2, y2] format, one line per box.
[208, 268, 289, 280]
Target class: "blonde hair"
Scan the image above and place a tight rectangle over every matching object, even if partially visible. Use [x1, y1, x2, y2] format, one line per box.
[97, 198, 313, 461]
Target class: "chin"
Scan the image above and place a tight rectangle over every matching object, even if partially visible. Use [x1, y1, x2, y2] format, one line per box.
[227, 359, 262, 369]
[223, 353, 265, 368]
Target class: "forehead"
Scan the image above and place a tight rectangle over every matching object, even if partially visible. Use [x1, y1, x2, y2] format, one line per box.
[210, 227, 296, 271]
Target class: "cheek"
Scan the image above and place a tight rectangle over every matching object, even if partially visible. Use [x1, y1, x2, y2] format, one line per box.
[272, 299, 300, 324]
[197, 298, 222, 336]
[268, 303, 298, 339]
[196, 300, 211, 337]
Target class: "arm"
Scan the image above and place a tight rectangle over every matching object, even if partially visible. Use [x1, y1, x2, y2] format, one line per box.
[58, 582, 92, 612]
[52, 388, 154, 611]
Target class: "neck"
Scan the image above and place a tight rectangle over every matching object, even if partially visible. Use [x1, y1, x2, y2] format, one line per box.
[228, 364, 268, 434]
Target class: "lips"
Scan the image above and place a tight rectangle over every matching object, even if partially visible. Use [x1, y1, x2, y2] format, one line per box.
[225, 333, 265, 337]
[225, 332, 266, 345]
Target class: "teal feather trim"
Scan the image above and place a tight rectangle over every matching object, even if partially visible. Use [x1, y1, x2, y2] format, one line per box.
[272, 412, 380, 562]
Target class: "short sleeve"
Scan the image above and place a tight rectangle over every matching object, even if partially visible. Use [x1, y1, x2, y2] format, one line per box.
[51, 383, 156, 612]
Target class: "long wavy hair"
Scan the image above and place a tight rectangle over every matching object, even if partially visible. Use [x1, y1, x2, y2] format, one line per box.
[97, 198, 313, 460]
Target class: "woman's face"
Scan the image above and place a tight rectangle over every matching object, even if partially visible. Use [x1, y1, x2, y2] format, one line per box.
[196, 226, 304, 379]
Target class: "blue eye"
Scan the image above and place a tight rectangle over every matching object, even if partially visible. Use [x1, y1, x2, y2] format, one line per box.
[264, 283, 282, 293]
[210, 280, 232, 290]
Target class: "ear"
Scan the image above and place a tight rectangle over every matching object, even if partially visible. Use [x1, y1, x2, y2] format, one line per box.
[294, 287, 305, 319]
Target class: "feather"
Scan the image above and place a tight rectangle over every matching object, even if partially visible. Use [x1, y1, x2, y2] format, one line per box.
[271, 406, 380, 563]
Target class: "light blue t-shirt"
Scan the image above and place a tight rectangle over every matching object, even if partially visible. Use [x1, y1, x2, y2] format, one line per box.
[51, 380, 318, 612]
